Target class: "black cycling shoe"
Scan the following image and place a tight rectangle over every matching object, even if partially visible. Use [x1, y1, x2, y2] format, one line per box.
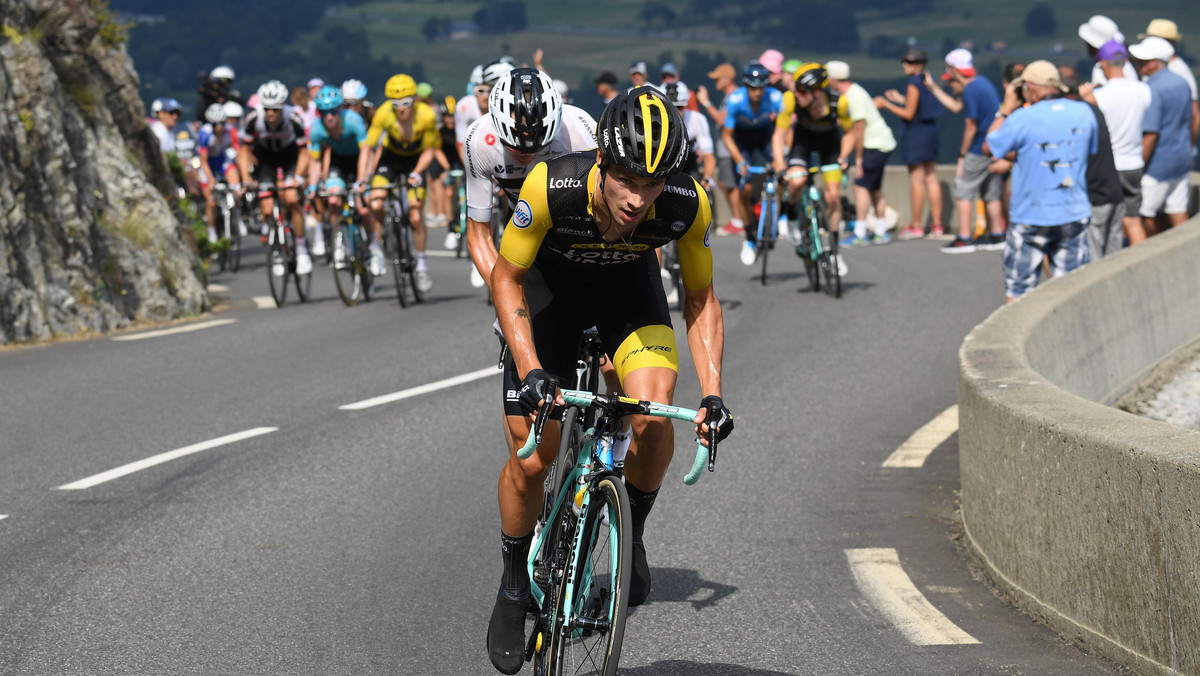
[629, 542, 651, 607]
[487, 589, 528, 674]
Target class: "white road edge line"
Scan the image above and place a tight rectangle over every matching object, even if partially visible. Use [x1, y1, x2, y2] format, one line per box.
[845, 548, 980, 645]
[58, 427, 278, 491]
[340, 366, 500, 410]
[208, 283, 230, 292]
[0, 515, 7, 521]
[882, 405, 958, 468]
[112, 318, 237, 342]
[252, 296, 277, 310]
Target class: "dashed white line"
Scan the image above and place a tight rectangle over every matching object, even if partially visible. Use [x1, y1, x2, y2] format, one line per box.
[340, 366, 500, 410]
[112, 319, 237, 342]
[58, 427, 278, 490]
[845, 548, 980, 645]
[208, 283, 230, 292]
[0, 515, 7, 521]
[252, 296, 277, 310]
[882, 405, 958, 468]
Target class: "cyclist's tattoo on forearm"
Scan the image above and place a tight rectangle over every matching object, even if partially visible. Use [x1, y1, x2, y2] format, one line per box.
[515, 301, 531, 322]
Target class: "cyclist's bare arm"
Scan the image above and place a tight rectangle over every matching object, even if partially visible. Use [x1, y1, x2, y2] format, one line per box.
[771, 125, 789, 174]
[236, 145, 255, 187]
[492, 256, 542, 379]
[467, 216, 498, 290]
[721, 127, 745, 168]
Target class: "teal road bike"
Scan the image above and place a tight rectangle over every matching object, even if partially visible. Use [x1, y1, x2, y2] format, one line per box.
[788, 164, 842, 299]
[516, 373, 720, 674]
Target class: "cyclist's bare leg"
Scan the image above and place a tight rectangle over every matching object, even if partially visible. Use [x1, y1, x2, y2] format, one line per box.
[498, 414, 563, 537]
[618, 365, 678, 492]
[281, 185, 305, 239]
[409, 201, 426, 252]
[826, 179, 843, 233]
[369, 186, 388, 243]
[327, 191, 343, 230]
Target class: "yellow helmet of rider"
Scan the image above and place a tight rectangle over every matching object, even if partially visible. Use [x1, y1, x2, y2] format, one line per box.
[385, 74, 417, 100]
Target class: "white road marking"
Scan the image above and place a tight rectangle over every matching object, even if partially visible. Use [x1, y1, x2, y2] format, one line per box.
[845, 548, 980, 645]
[208, 284, 230, 292]
[252, 296, 277, 309]
[423, 250, 461, 258]
[340, 366, 500, 410]
[112, 319, 237, 342]
[58, 427, 278, 490]
[0, 515, 7, 521]
[882, 405, 958, 468]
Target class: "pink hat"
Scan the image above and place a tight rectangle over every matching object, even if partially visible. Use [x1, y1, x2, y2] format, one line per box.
[758, 49, 784, 75]
[307, 77, 325, 89]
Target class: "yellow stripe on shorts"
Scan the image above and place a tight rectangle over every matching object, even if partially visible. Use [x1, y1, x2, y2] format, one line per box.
[613, 324, 678, 381]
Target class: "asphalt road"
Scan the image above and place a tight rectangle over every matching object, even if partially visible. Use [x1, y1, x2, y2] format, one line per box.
[0, 229, 1126, 675]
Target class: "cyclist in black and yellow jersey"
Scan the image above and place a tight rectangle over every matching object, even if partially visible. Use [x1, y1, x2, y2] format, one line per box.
[772, 63, 848, 274]
[486, 86, 734, 674]
[359, 73, 440, 292]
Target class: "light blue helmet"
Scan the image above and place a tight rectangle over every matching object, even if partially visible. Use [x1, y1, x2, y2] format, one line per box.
[315, 85, 344, 112]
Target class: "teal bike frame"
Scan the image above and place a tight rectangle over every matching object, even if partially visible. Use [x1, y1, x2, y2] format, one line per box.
[791, 163, 842, 299]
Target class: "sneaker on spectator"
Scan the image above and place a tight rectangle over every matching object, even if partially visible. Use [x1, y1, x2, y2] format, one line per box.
[940, 236, 976, 254]
[899, 225, 924, 240]
[871, 231, 891, 244]
[717, 221, 744, 236]
[928, 225, 950, 240]
[840, 234, 871, 247]
[977, 232, 1007, 251]
[739, 240, 757, 266]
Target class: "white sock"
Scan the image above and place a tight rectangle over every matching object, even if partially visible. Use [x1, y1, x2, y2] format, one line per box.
[295, 236, 307, 252]
[853, 220, 868, 239]
[875, 218, 889, 236]
[731, 218, 744, 228]
[416, 252, 427, 271]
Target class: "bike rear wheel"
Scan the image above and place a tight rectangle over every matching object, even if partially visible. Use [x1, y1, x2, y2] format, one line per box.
[387, 209, 412, 308]
[546, 475, 631, 676]
[290, 228, 312, 302]
[821, 231, 841, 299]
[332, 225, 364, 306]
[267, 225, 289, 307]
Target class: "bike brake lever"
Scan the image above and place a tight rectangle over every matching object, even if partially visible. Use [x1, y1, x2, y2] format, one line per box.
[531, 393, 554, 446]
[706, 402, 719, 473]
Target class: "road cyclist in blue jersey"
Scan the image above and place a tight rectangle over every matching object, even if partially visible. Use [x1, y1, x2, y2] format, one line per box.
[197, 102, 244, 245]
[307, 85, 375, 272]
[721, 61, 785, 266]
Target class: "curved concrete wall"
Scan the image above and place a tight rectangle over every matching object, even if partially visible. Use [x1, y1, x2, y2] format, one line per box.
[958, 217, 1200, 674]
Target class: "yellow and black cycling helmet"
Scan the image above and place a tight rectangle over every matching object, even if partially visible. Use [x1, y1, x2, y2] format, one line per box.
[794, 63, 829, 92]
[597, 85, 687, 180]
[385, 74, 417, 100]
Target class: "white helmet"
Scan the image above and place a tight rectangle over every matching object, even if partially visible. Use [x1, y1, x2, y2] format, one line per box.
[341, 78, 367, 103]
[256, 80, 288, 108]
[205, 103, 228, 124]
[469, 64, 484, 88]
[223, 101, 244, 118]
[480, 60, 514, 88]
[210, 65, 235, 81]
[489, 67, 562, 154]
[663, 81, 690, 108]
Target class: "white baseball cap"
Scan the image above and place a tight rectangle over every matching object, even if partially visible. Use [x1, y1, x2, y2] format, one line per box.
[942, 48, 975, 79]
[1128, 36, 1175, 62]
[825, 60, 850, 81]
[1078, 15, 1124, 49]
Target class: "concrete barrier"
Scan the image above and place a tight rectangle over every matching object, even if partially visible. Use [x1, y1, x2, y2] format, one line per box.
[957, 216, 1200, 673]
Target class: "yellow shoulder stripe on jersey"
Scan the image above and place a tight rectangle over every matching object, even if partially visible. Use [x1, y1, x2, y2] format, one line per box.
[640, 94, 669, 176]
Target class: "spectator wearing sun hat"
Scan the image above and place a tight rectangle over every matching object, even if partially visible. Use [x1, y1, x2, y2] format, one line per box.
[826, 60, 898, 244]
[925, 48, 1006, 252]
[1079, 41, 1153, 246]
[1139, 19, 1199, 146]
[1078, 15, 1138, 85]
[758, 49, 786, 91]
[1128, 36, 1194, 235]
[984, 61, 1097, 301]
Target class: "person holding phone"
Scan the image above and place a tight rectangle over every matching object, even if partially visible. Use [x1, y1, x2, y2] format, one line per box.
[876, 48, 944, 239]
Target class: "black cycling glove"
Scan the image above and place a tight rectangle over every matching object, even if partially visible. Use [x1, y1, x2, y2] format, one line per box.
[517, 369, 558, 416]
[700, 395, 735, 442]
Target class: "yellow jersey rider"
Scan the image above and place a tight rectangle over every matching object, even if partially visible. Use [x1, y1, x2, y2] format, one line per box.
[360, 73, 440, 293]
[486, 85, 735, 674]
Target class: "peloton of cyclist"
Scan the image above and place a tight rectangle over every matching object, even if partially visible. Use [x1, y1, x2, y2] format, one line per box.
[485, 85, 735, 675]
[772, 63, 849, 275]
[197, 102, 243, 243]
[722, 61, 785, 266]
[307, 85, 375, 271]
[361, 73, 440, 293]
[462, 66, 598, 291]
[237, 80, 313, 275]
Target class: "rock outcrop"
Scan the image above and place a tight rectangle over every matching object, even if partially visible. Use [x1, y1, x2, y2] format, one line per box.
[0, 0, 207, 344]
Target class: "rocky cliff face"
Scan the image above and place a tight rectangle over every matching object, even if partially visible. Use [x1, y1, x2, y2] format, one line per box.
[0, 0, 207, 344]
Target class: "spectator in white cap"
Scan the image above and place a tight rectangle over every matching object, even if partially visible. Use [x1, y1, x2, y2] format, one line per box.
[925, 48, 1007, 252]
[629, 61, 649, 88]
[1078, 15, 1137, 85]
[984, 60, 1097, 302]
[1079, 41, 1152, 246]
[826, 60, 898, 245]
[1128, 35, 1194, 236]
[1138, 19, 1199, 146]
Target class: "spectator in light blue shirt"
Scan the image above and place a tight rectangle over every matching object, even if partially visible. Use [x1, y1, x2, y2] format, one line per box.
[985, 61, 1097, 302]
[1129, 36, 1193, 233]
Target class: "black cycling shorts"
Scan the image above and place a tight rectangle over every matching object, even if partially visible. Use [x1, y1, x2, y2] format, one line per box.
[252, 144, 301, 188]
[788, 131, 840, 169]
[501, 257, 673, 417]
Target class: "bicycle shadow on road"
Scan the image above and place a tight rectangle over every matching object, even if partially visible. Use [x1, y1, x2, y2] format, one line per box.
[621, 660, 794, 675]
[638, 566, 737, 611]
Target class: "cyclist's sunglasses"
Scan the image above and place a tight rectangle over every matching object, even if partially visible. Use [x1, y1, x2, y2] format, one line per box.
[321, 108, 341, 117]
[393, 97, 415, 110]
[473, 85, 492, 96]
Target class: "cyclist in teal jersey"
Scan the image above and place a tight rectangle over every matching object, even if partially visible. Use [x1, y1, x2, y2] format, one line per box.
[308, 86, 373, 267]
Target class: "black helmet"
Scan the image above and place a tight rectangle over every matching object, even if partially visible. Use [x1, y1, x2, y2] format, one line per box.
[743, 61, 771, 87]
[794, 63, 829, 92]
[597, 86, 688, 180]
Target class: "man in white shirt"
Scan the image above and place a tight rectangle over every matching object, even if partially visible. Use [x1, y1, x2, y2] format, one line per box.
[827, 60, 898, 244]
[1138, 19, 1199, 147]
[1080, 41, 1153, 244]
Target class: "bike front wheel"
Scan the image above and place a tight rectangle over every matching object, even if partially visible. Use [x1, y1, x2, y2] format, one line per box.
[547, 475, 631, 676]
[267, 227, 288, 307]
[332, 225, 363, 306]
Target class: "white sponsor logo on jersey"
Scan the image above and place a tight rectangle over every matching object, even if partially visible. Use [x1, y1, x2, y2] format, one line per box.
[513, 199, 534, 228]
